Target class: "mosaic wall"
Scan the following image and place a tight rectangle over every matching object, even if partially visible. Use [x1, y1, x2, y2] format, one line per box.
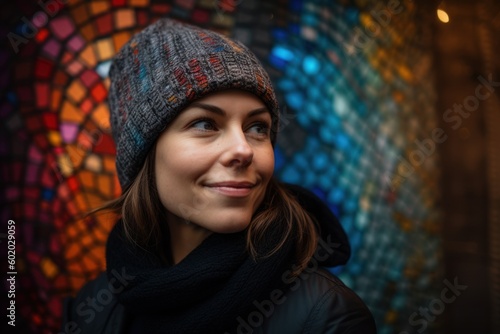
[0, 0, 441, 333]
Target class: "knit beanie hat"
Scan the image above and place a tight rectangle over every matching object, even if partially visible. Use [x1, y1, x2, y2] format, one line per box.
[108, 18, 279, 189]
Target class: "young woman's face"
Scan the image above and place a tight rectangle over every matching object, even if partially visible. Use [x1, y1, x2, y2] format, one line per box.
[155, 90, 275, 233]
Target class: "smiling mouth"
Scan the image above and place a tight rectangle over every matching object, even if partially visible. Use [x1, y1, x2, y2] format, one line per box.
[205, 181, 256, 197]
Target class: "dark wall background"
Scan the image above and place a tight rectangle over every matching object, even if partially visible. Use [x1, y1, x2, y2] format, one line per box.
[433, 0, 500, 333]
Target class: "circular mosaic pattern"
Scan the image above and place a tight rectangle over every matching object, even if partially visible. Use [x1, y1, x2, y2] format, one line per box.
[0, 1, 441, 333]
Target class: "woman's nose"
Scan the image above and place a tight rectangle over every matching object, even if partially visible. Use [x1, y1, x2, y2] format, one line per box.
[220, 129, 254, 168]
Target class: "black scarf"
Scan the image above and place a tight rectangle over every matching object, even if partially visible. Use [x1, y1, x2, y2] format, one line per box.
[106, 184, 350, 333]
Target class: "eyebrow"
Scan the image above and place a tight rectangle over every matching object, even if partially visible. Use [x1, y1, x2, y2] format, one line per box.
[188, 102, 270, 117]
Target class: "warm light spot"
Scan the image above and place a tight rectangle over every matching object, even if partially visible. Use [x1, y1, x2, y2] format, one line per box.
[48, 131, 62, 146]
[41, 257, 59, 279]
[437, 9, 449, 23]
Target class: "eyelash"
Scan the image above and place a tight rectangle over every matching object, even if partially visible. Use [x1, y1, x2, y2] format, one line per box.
[189, 117, 271, 136]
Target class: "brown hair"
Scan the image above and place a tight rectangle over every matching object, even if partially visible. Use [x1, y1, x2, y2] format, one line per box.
[92, 145, 318, 275]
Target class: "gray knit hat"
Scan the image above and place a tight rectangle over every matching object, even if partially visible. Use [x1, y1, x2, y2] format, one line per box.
[108, 18, 279, 189]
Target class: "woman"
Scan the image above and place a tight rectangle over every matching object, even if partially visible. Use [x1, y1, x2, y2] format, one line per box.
[62, 18, 376, 333]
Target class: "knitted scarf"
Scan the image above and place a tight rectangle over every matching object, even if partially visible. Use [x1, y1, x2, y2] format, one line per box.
[105, 184, 350, 334]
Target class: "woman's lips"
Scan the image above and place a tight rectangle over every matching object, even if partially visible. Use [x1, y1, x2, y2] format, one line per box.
[205, 181, 255, 197]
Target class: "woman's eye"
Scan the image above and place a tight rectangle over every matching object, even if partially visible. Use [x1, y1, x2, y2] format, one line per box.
[248, 122, 270, 135]
[191, 119, 217, 131]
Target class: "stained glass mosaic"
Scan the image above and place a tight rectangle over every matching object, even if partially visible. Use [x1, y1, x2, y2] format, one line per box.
[0, 0, 441, 333]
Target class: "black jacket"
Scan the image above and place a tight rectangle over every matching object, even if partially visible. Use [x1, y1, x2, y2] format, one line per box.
[62, 268, 376, 333]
